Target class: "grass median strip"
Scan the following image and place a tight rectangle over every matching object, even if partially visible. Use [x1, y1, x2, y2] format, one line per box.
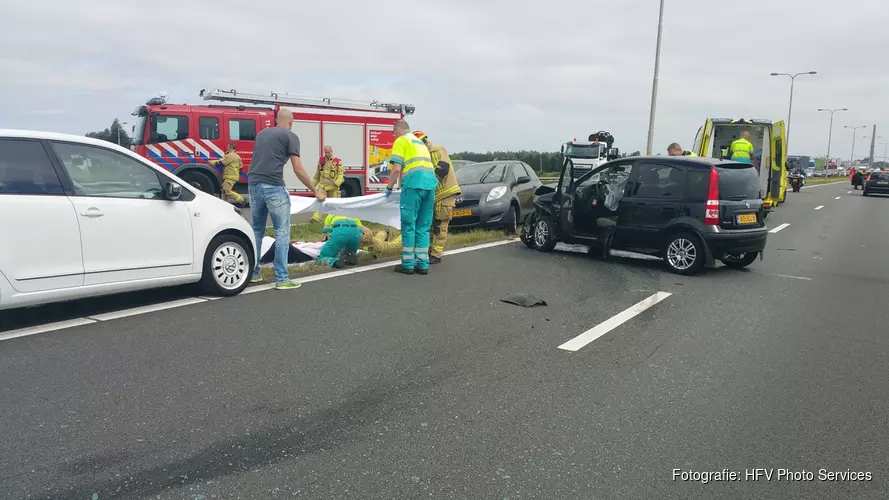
[260, 221, 511, 280]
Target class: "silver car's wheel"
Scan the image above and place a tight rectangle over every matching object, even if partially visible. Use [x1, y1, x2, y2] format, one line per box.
[666, 237, 697, 271]
[211, 241, 250, 291]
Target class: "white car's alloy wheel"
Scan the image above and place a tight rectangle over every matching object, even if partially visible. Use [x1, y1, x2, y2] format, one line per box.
[212, 241, 250, 291]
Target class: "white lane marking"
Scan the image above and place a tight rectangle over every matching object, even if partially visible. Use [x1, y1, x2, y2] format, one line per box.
[835, 196, 841, 200]
[0, 318, 97, 342]
[775, 274, 813, 281]
[802, 181, 845, 189]
[769, 223, 790, 233]
[86, 298, 208, 321]
[814, 205, 824, 210]
[1, 240, 522, 342]
[848, 191, 852, 194]
[199, 296, 225, 301]
[558, 292, 672, 352]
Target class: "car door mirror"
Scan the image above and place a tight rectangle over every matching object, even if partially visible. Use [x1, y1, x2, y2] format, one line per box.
[164, 181, 182, 201]
[515, 175, 530, 185]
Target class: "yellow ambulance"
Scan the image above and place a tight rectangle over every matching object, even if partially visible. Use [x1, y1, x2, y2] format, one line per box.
[692, 118, 788, 215]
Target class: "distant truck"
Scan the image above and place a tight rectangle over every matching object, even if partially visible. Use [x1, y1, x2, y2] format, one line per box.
[130, 88, 416, 198]
[693, 118, 787, 214]
[560, 131, 620, 178]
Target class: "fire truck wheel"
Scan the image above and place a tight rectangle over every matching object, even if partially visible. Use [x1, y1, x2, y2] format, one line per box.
[179, 170, 218, 196]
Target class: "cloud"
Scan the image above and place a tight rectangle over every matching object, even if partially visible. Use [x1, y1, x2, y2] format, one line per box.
[1, 0, 887, 160]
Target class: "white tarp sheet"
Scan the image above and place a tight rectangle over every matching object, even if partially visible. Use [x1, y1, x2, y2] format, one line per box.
[290, 193, 402, 229]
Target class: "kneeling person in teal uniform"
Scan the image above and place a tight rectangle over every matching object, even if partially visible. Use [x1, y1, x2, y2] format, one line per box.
[317, 215, 363, 269]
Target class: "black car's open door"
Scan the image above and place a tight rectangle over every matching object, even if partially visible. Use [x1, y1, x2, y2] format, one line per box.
[557, 157, 577, 241]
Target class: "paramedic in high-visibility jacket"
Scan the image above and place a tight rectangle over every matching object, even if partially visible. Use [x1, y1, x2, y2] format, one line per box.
[317, 214, 363, 269]
[209, 143, 246, 205]
[729, 131, 756, 164]
[385, 120, 437, 275]
[412, 130, 461, 264]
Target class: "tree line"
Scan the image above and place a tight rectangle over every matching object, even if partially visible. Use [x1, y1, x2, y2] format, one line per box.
[451, 150, 642, 174]
[85, 119, 650, 173]
[86, 119, 133, 148]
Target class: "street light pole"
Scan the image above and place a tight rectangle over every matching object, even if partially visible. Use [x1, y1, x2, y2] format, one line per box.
[845, 125, 866, 168]
[770, 71, 817, 153]
[863, 135, 881, 168]
[645, 0, 666, 156]
[816, 108, 847, 163]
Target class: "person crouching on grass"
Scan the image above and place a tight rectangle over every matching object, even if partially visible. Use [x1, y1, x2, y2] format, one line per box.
[316, 215, 363, 269]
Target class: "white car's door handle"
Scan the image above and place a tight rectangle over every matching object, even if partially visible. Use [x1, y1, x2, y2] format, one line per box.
[80, 208, 104, 218]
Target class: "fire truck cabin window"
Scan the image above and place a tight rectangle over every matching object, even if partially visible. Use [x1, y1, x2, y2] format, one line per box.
[229, 119, 257, 141]
[149, 115, 189, 144]
[199, 117, 220, 140]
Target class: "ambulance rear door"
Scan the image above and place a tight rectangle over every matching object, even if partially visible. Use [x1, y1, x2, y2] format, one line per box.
[769, 121, 786, 203]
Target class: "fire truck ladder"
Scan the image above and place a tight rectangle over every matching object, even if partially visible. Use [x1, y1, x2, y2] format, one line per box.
[199, 88, 416, 115]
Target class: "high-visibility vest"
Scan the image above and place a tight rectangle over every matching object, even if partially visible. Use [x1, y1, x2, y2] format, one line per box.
[427, 142, 462, 204]
[323, 214, 363, 228]
[682, 151, 698, 157]
[730, 138, 755, 160]
[391, 133, 434, 178]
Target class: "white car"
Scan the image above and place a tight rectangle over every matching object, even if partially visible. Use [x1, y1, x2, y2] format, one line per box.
[0, 129, 256, 311]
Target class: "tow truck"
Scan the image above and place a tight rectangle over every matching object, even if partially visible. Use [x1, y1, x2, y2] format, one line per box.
[560, 131, 620, 178]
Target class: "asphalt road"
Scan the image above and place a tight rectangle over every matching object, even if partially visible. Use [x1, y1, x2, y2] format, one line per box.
[2, 181, 888, 499]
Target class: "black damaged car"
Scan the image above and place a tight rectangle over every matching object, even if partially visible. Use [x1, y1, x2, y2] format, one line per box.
[520, 156, 769, 275]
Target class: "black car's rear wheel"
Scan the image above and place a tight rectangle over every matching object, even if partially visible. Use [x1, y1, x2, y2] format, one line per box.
[532, 216, 557, 252]
[663, 232, 705, 275]
[720, 252, 758, 269]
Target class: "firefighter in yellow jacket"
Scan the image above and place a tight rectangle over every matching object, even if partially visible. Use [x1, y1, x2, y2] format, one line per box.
[360, 226, 402, 256]
[412, 131, 461, 264]
[311, 145, 345, 222]
[210, 144, 245, 205]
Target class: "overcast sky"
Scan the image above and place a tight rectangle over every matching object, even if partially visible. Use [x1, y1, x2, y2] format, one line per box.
[1, 0, 887, 159]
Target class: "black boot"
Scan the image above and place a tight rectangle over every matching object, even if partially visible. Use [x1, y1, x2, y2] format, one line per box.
[393, 265, 414, 275]
[430, 256, 441, 264]
[333, 260, 345, 269]
[342, 252, 358, 266]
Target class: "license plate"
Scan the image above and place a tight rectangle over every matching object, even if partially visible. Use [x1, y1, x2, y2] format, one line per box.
[878, 181, 888, 185]
[736, 213, 757, 225]
[452, 209, 472, 217]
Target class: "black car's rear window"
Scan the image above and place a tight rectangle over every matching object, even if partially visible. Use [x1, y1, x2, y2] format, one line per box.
[718, 165, 760, 200]
[869, 172, 886, 180]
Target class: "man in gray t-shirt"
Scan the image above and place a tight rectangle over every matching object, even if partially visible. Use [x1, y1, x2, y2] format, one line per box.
[248, 108, 323, 289]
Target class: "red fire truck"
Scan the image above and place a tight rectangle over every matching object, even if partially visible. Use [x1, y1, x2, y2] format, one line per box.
[130, 88, 416, 197]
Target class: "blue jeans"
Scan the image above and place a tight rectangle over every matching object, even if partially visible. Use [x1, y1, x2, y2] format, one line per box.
[400, 187, 435, 270]
[249, 183, 291, 283]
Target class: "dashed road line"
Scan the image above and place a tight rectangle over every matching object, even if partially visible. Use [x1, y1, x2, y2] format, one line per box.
[769, 223, 790, 234]
[814, 205, 824, 210]
[558, 292, 672, 352]
[775, 274, 813, 281]
[835, 196, 841, 200]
